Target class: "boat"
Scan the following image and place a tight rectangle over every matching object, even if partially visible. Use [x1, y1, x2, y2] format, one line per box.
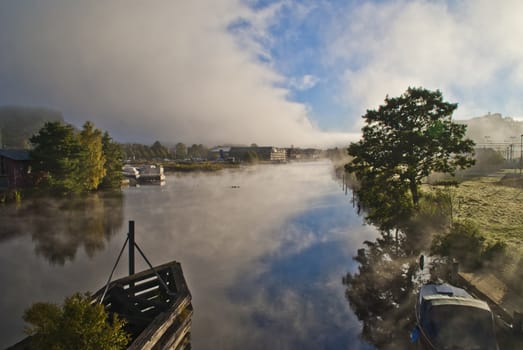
[412, 283, 499, 350]
[8, 221, 192, 350]
[123, 165, 141, 180]
[138, 165, 165, 183]
[93, 260, 192, 350]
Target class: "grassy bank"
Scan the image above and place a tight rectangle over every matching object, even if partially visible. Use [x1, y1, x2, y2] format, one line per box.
[452, 176, 523, 254]
[423, 174, 523, 294]
[162, 161, 239, 172]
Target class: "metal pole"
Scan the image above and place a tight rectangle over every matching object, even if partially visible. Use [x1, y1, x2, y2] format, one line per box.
[128, 220, 135, 276]
[520, 135, 523, 175]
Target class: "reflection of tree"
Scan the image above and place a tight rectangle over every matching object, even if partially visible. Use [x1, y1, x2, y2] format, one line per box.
[343, 236, 418, 350]
[342, 173, 437, 349]
[0, 193, 123, 265]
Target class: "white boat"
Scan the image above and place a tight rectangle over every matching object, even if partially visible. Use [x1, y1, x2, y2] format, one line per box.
[138, 165, 165, 182]
[122, 165, 140, 179]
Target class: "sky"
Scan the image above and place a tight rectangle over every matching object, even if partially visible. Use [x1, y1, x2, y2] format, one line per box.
[1, 0, 522, 147]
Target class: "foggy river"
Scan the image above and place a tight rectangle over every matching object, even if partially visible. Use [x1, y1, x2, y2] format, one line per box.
[0, 161, 381, 349]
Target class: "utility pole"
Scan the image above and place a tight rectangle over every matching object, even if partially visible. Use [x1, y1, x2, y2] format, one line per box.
[520, 134, 523, 175]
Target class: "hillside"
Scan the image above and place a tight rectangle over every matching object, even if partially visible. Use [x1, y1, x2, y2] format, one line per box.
[457, 113, 523, 145]
[0, 106, 64, 148]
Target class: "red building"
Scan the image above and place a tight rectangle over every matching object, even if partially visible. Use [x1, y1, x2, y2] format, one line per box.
[0, 149, 32, 190]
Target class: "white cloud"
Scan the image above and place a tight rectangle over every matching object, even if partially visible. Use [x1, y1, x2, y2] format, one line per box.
[289, 74, 320, 91]
[0, 0, 353, 147]
[328, 0, 523, 120]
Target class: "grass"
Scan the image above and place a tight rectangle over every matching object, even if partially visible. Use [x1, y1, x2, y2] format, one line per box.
[452, 176, 523, 253]
[424, 173, 523, 291]
[162, 161, 238, 172]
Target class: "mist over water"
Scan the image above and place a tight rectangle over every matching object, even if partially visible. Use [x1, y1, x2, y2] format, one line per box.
[0, 161, 380, 349]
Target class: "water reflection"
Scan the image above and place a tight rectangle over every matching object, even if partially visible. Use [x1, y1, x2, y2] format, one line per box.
[0, 193, 124, 265]
[122, 162, 381, 349]
[342, 235, 418, 350]
[0, 162, 380, 349]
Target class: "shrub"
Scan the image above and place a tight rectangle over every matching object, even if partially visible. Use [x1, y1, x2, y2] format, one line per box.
[23, 293, 129, 350]
[431, 220, 485, 269]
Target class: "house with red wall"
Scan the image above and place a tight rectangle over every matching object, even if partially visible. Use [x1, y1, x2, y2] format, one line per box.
[0, 149, 32, 190]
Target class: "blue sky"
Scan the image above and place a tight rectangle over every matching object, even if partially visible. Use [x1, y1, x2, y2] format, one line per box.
[0, 0, 522, 146]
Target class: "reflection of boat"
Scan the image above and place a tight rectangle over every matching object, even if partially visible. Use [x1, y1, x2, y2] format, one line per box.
[413, 283, 499, 350]
[138, 165, 166, 183]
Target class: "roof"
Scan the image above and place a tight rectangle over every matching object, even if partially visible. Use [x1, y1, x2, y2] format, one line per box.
[419, 283, 491, 312]
[423, 295, 491, 311]
[419, 283, 472, 299]
[0, 149, 30, 161]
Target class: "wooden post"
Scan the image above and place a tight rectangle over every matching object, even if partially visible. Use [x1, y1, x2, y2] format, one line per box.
[129, 220, 135, 276]
[451, 260, 459, 283]
[514, 311, 522, 334]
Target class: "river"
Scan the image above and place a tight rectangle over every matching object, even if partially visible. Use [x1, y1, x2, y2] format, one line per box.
[0, 161, 381, 349]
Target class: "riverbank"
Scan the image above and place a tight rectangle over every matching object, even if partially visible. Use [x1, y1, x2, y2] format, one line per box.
[452, 175, 523, 253]
[423, 173, 523, 339]
[162, 161, 239, 172]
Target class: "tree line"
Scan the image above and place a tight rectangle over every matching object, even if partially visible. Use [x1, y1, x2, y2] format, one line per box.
[120, 142, 210, 161]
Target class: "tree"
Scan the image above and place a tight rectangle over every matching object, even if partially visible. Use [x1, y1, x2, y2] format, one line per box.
[79, 122, 106, 191]
[30, 121, 85, 194]
[23, 293, 129, 350]
[151, 141, 170, 159]
[100, 132, 123, 189]
[174, 142, 187, 160]
[31, 121, 122, 194]
[347, 87, 475, 205]
[187, 144, 208, 159]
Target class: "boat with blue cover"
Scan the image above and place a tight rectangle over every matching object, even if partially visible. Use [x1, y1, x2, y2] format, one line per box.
[412, 283, 499, 350]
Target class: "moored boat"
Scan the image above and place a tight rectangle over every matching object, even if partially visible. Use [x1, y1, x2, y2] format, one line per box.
[7, 221, 192, 350]
[412, 283, 499, 350]
[138, 165, 165, 182]
[93, 260, 192, 350]
[123, 165, 141, 179]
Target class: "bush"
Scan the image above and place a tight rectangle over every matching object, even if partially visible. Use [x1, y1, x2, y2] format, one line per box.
[431, 221, 485, 269]
[23, 293, 129, 350]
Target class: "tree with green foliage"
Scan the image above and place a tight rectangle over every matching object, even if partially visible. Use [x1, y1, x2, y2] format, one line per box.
[79, 122, 106, 191]
[175, 142, 187, 160]
[23, 293, 129, 350]
[31, 121, 122, 194]
[187, 144, 208, 159]
[150, 140, 170, 159]
[347, 87, 475, 205]
[30, 121, 85, 194]
[100, 132, 123, 189]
